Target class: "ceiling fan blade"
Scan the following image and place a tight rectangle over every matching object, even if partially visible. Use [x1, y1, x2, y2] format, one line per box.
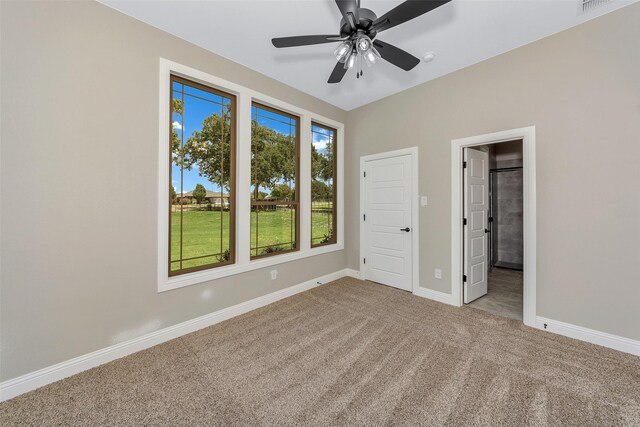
[371, 0, 451, 33]
[328, 61, 348, 83]
[272, 35, 343, 48]
[373, 39, 420, 71]
[335, 0, 359, 31]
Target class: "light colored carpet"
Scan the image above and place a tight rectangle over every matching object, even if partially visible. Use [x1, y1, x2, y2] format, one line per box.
[1, 277, 639, 426]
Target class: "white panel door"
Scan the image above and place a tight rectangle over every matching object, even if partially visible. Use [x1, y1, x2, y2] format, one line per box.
[364, 155, 412, 291]
[464, 148, 489, 303]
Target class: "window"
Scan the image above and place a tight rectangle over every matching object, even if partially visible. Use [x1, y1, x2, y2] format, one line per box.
[250, 103, 299, 258]
[160, 60, 344, 291]
[169, 75, 236, 276]
[311, 123, 337, 247]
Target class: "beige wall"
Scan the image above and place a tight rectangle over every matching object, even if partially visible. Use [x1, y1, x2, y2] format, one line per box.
[0, 1, 347, 381]
[345, 4, 640, 340]
[2, 0, 639, 383]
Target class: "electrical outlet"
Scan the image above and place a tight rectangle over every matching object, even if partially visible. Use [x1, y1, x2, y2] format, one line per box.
[434, 268, 442, 279]
[420, 196, 428, 206]
[270, 270, 278, 280]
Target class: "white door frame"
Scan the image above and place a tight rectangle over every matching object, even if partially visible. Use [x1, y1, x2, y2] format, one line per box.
[451, 127, 537, 327]
[360, 147, 420, 294]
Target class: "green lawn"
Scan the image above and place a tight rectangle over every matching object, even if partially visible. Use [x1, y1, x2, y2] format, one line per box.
[171, 207, 333, 271]
[171, 209, 232, 270]
[310, 210, 333, 246]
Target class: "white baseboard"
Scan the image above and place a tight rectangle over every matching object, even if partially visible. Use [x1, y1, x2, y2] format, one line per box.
[5, 271, 634, 403]
[0, 269, 350, 402]
[413, 286, 459, 306]
[346, 270, 459, 307]
[345, 268, 363, 280]
[536, 316, 640, 357]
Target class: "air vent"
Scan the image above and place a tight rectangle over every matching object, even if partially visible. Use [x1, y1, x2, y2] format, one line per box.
[579, 0, 614, 15]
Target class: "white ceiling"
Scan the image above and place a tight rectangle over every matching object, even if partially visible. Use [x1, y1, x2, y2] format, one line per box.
[99, 0, 638, 111]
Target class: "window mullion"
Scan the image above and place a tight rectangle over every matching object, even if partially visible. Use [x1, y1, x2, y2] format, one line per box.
[299, 116, 312, 251]
[336, 126, 344, 247]
[236, 92, 252, 265]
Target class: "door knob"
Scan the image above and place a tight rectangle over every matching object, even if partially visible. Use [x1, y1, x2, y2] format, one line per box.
[400, 227, 411, 232]
[485, 229, 490, 233]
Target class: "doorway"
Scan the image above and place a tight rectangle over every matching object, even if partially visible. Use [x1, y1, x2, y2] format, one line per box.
[360, 147, 419, 292]
[451, 127, 536, 327]
[465, 141, 524, 320]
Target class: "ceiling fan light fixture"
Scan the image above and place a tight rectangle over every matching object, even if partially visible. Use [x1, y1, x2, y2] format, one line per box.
[356, 34, 372, 54]
[271, 0, 453, 83]
[363, 50, 377, 67]
[334, 41, 352, 63]
[345, 49, 357, 69]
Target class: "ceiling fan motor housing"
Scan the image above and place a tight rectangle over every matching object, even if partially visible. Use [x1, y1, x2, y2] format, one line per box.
[339, 8, 378, 39]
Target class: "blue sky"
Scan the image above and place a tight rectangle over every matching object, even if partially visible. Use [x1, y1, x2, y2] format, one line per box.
[172, 81, 332, 195]
[312, 125, 331, 155]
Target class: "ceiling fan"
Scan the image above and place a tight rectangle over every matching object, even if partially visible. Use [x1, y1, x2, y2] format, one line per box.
[272, 0, 452, 83]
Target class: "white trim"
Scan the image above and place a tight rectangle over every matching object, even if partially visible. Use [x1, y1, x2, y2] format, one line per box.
[345, 268, 364, 280]
[160, 244, 345, 292]
[413, 286, 458, 306]
[0, 269, 351, 402]
[411, 148, 420, 296]
[300, 119, 312, 251]
[359, 147, 420, 294]
[236, 91, 252, 266]
[158, 58, 345, 292]
[536, 317, 640, 356]
[451, 126, 537, 326]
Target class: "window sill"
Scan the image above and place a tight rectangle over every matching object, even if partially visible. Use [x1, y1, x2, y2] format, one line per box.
[158, 243, 344, 292]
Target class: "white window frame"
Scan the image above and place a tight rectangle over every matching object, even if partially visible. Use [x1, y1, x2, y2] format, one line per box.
[158, 59, 344, 292]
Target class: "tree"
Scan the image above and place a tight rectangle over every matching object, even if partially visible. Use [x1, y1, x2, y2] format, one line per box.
[180, 105, 233, 192]
[170, 186, 177, 204]
[311, 180, 332, 201]
[192, 184, 207, 204]
[171, 99, 185, 168]
[270, 184, 293, 201]
[311, 140, 333, 183]
[172, 98, 297, 199]
[250, 120, 296, 199]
